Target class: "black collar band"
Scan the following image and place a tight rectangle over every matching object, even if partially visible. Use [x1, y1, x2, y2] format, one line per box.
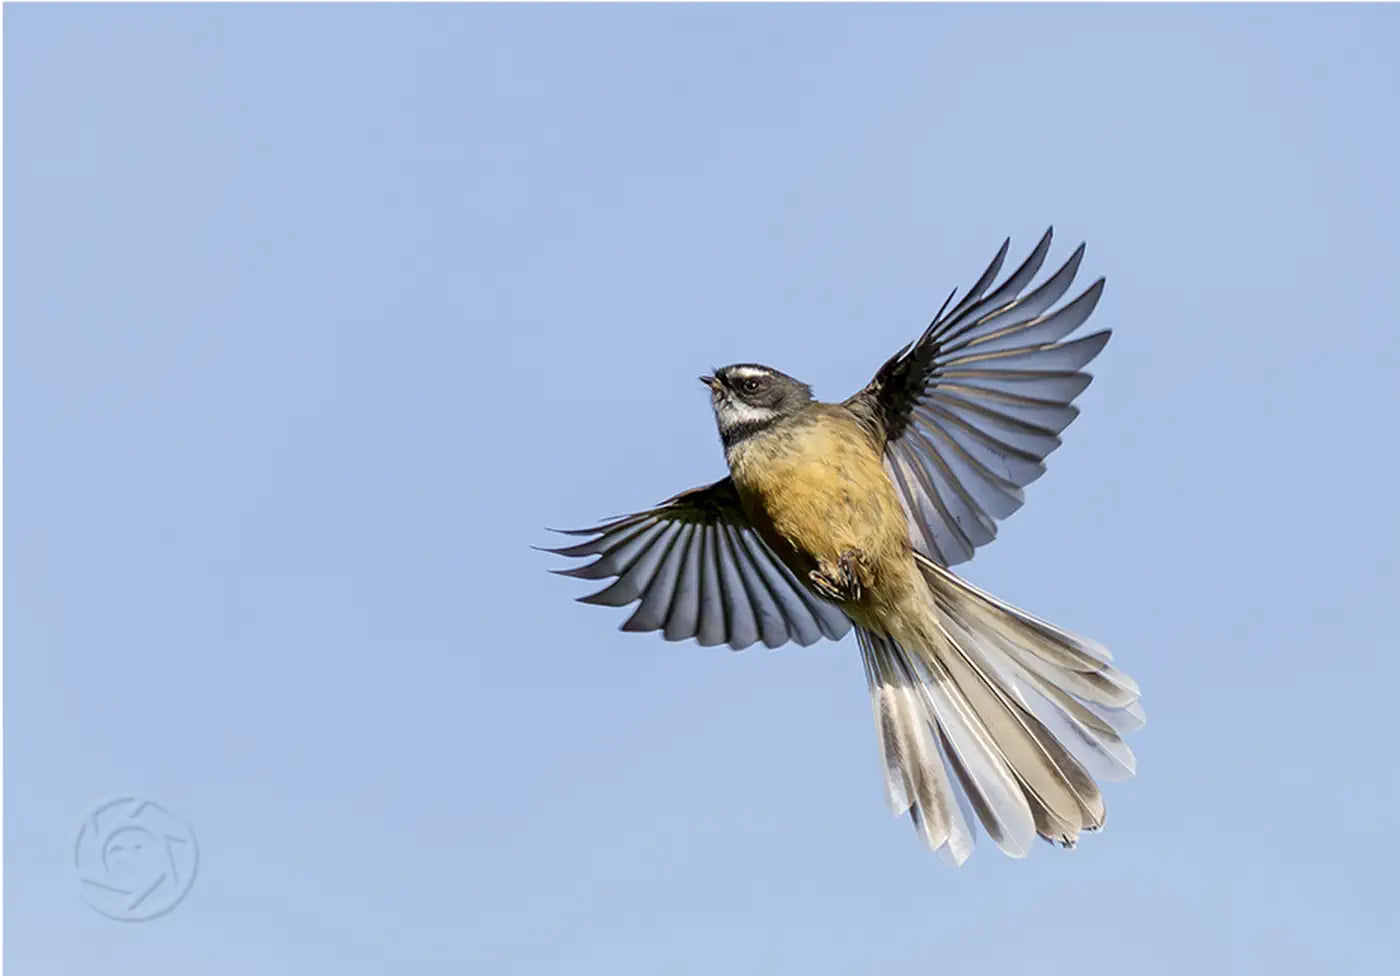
[720, 416, 780, 449]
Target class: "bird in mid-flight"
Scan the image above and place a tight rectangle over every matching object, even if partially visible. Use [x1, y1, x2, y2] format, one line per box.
[545, 230, 1142, 863]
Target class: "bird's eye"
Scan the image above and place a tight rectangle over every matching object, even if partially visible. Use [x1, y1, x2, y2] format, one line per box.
[741, 378, 762, 394]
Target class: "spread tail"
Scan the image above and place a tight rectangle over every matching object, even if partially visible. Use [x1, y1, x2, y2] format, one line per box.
[858, 552, 1143, 864]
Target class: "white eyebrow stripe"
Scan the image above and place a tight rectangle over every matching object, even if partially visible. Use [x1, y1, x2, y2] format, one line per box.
[725, 366, 775, 381]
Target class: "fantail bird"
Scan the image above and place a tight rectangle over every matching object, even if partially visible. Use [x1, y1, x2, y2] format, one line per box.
[545, 229, 1143, 864]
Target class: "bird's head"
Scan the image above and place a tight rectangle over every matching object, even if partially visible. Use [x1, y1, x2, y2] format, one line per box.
[699, 364, 814, 447]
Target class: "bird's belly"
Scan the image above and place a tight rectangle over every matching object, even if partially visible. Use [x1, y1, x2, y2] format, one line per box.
[728, 414, 911, 597]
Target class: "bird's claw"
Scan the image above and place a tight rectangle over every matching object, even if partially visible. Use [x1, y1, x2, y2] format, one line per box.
[809, 549, 867, 603]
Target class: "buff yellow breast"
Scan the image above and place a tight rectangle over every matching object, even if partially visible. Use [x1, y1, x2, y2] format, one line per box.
[726, 405, 917, 615]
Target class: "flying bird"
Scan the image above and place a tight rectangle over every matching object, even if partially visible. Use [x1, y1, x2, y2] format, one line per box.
[544, 230, 1142, 863]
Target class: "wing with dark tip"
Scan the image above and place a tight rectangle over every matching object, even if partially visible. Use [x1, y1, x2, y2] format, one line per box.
[544, 478, 852, 650]
[845, 229, 1109, 567]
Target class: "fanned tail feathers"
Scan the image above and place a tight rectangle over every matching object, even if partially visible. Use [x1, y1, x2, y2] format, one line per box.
[858, 553, 1142, 862]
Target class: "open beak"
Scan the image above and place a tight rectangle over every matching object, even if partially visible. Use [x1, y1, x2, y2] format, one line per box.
[699, 375, 719, 390]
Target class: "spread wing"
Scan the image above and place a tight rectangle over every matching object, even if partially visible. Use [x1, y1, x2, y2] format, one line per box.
[846, 228, 1109, 567]
[544, 478, 852, 650]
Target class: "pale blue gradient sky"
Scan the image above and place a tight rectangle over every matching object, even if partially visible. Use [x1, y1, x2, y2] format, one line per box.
[6, 4, 1399, 974]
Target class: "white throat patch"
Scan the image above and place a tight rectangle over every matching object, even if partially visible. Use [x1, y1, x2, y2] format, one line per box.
[714, 397, 779, 431]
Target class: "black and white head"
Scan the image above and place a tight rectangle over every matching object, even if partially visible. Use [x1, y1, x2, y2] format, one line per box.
[699, 363, 814, 448]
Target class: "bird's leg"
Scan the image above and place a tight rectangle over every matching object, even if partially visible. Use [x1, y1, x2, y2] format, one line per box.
[808, 549, 870, 603]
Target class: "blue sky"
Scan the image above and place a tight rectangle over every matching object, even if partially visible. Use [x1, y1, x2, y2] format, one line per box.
[5, 3, 1398, 973]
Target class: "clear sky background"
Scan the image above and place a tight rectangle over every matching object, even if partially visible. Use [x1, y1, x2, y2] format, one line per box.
[5, 3, 1399, 974]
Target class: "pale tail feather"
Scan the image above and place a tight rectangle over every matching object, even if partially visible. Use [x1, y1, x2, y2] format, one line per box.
[858, 628, 974, 863]
[858, 556, 1143, 862]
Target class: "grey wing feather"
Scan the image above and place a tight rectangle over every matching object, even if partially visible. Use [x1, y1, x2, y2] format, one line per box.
[848, 228, 1110, 566]
[544, 478, 852, 651]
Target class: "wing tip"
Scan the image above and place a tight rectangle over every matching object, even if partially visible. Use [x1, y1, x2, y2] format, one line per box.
[550, 564, 607, 580]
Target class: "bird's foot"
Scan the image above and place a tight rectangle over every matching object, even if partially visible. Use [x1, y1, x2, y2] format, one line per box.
[809, 549, 869, 603]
